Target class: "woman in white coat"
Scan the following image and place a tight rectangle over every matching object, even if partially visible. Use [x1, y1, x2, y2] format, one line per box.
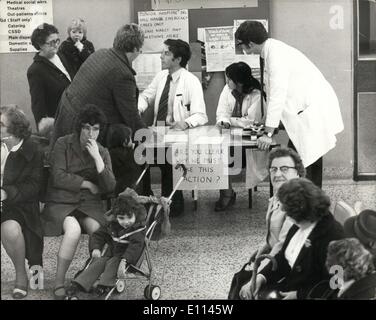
[215, 62, 265, 211]
[235, 21, 344, 188]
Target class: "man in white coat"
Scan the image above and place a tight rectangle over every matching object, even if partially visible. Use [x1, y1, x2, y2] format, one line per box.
[235, 21, 344, 188]
[138, 39, 208, 215]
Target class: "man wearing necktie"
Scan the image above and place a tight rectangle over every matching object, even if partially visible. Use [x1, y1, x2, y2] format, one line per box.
[239, 147, 305, 300]
[138, 39, 208, 216]
[235, 21, 344, 189]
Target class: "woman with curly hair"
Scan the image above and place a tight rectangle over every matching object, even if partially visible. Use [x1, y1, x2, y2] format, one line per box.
[42, 104, 116, 299]
[1, 105, 44, 299]
[242, 178, 344, 299]
[326, 238, 376, 299]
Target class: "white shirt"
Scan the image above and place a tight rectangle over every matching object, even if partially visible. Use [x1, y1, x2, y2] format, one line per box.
[1, 140, 23, 186]
[166, 68, 184, 123]
[49, 55, 71, 82]
[284, 221, 317, 268]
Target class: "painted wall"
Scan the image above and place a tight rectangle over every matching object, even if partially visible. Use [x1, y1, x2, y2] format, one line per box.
[0, 0, 354, 179]
[0, 0, 132, 130]
[270, 0, 354, 179]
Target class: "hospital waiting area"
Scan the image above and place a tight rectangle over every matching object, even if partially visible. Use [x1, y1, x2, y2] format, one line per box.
[1, 0, 376, 301]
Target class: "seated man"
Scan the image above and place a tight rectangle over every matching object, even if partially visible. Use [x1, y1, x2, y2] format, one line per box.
[138, 39, 208, 216]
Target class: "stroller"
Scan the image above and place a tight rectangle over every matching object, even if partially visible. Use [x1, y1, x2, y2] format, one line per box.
[68, 163, 187, 300]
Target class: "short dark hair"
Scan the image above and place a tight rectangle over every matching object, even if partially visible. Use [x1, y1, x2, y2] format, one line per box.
[113, 23, 144, 52]
[164, 39, 191, 68]
[0, 105, 31, 139]
[31, 23, 59, 50]
[75, 104, 107, 134]
[235, 21, 268, 45]
[111, 194, 146, 222]
[267, 147, 306, 177]
[277, 178, 330, 223]
[225, 62, 262, 94]
[106, 124, 132, 149]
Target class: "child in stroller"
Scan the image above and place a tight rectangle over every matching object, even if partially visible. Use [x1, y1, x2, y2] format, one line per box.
[67, 194, 147, 298]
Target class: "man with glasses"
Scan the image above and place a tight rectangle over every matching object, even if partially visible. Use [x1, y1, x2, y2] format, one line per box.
[52, 23, 146, 147]
[235, 21, 344, 188]
[239, 147, 306, 299]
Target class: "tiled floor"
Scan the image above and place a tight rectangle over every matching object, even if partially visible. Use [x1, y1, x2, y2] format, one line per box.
[1, 180, 375, 300]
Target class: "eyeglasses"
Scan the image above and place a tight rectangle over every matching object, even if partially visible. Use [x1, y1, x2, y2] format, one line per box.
[269, 166, 297, 174]
[44, 38, 60, 47]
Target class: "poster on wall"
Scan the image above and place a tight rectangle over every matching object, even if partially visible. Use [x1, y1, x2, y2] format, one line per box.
[0, 0, 53, 53]
[233, 19, 268, 69]
[132, 53, 162, 90]
[204, 26, 235, 72]
[138, 9, 189, 53]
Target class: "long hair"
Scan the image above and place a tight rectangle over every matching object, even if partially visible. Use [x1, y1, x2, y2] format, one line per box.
[225, 62, 265, 98]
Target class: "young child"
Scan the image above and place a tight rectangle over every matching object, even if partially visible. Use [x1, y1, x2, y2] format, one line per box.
[106, 124, 142, 195]
[58, 18, 95, 78]
[67, 194, 147, 297]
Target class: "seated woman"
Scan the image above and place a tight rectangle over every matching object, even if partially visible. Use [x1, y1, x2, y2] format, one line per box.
[1, 105, 44, 299]
[215, 61, 265, 211]
[42, 104, 116, 299]
[241, 178, 344, 300]
[321, 238, 375, 299]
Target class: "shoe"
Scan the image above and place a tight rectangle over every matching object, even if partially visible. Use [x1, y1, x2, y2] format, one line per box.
[53, 285, 67, 300]
[12, 286, 28, 299]
[214, 191, 236, 212]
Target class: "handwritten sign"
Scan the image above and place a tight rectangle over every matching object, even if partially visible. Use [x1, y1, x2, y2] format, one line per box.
[172, 143, 228, 190]
[0, 0, 53, 53]
[205, 26, 235, 72]
[138, 9, 189, 53]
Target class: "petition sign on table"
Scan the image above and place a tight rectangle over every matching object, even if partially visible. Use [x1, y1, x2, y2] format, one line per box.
[172, 142, 228, 190]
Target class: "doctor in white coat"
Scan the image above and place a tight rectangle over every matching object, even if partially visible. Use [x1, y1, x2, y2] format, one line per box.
[235, 21, 344, 188]
[138, 39, 208, 216]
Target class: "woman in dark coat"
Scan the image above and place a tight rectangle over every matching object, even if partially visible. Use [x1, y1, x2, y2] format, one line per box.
[27, 23, 73, 128]
[1, 105, 44, 299]
[309, 238, 376, 300]
[58, 18, 95, 78]
[240, 178, 345, 300]
[42, 104, 116, 299]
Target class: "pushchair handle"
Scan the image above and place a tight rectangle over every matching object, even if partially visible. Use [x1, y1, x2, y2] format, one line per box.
[174, 164, 187, 178]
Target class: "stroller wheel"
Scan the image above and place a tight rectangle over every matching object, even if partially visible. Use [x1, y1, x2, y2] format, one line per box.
[144, 285, 161, 300]
[116, 280, 126, 293]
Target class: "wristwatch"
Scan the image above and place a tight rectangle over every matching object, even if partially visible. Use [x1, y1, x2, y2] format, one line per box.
[263, 131, 273, 138]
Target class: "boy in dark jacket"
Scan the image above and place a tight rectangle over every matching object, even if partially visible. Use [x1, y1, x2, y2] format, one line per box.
[68, 194, 146, 297]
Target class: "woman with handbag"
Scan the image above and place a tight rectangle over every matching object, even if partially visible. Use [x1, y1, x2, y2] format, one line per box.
[241, 178, 344, 300]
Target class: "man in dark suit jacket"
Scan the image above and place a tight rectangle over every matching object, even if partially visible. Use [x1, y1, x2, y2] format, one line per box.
[52, 23, 147, 147]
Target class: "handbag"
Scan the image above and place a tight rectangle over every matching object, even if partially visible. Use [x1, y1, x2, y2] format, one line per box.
[228, 250, 258, 300]
[228, 261, 254, 300]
